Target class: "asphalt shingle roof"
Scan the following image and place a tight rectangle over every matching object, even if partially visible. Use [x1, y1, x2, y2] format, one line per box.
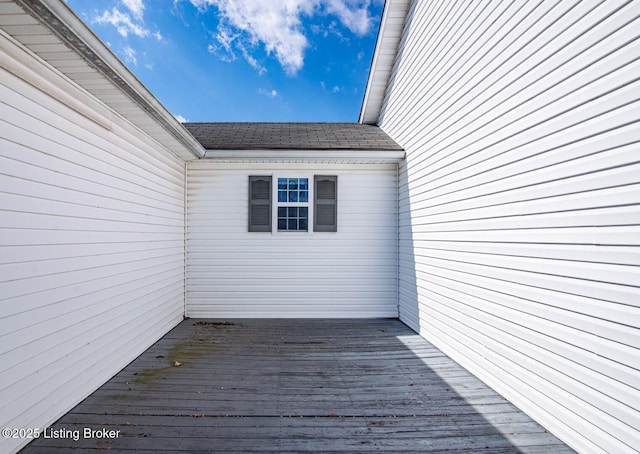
[183, 122, 403, 151]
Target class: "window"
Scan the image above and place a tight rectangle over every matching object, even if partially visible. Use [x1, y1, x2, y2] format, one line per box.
[277, 178, 308, 231]
[248, 175, 337, 233]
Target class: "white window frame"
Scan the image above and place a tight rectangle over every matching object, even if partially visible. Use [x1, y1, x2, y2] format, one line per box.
[272, 173, 314, 234]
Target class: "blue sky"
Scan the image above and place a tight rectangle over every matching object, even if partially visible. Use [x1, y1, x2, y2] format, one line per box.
[66, 0, 384, 122]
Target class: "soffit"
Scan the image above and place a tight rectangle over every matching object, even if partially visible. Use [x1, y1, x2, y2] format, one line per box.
[359, 0, 410, 125]
[0, 0, 204, 160]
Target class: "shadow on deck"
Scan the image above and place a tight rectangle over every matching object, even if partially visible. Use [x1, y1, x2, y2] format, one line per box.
[22, 319, 573, 453]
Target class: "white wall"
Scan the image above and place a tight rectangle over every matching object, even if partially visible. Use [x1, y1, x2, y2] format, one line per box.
[0, 32, 186, 453]
[378, 1, 640, 452]
[187, 161, 398, 318]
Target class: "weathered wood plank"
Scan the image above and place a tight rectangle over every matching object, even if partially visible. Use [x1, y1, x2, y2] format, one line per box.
[21, 319, 573, 453]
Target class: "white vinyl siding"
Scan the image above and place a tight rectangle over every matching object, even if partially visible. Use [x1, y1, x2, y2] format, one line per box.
[187, 162, 398, 318]
[378, 1, 640, 453]
[0, 33, 185, 454]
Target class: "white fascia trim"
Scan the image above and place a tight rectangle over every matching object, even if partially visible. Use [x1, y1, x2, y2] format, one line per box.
[359, 0, 393, 125]
[358, 0, 410, 125]
[202, 149, 406, 162]
[29, 0, 205, 158]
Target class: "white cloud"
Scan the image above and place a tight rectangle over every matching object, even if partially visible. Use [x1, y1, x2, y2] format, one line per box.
[208, 29, 237, 62]
[95, 7, 150, 38]
[189, 0, 377, 75]
[332, 85, 341, 93]
[175, 114, 187, 122]
[323, 0, 372, 36]
[123, 45, 137, 65]
[211, 0, 311, 75]
[122, 0, 145, 20]
[215, 25, 237, 54]
[238, 42, 266, 75]
[258, 88, 278, 98]
[94, 3, 162, 41]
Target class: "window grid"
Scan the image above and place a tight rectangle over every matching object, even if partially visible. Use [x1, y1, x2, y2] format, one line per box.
[278, 178, 309, 203]
[277, 178, 309, 232]
[278, 207, 308, 231]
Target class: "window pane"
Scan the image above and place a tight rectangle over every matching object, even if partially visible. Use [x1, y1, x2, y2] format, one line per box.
[276, 178, 309, 231]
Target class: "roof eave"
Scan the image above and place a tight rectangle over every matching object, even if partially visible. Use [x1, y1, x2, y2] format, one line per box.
[358, 0, 410, 125]
[16, 0, 205, 159]
[202, 149, 405, 163]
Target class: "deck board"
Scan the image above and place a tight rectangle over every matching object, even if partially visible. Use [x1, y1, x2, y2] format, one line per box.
[21, 319, 573, 453]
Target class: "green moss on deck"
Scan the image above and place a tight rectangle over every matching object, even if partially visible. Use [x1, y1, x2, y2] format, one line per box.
[133, 340, 219, 384]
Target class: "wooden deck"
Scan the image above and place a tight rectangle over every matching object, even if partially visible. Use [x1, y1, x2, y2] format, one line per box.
[22, 319, 573, 453]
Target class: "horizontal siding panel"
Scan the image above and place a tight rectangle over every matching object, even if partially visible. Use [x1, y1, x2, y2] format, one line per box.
[403, 206, 640, 234]
[0, 246, 182, 283]
[187, 255, 398, 267]
[421, 311, 634, 453]
[188, 301, 398, 319]
[0, 228, 183, 247]
[379, 0, 640, 451]
[0, 268, 184, 345]
[399, 270, 640, 335]
[0, 152, 182, 213]
[418, 286, 639, 435]
[399, 145, 640, 215]
[0, 278, 183, 392]
[402, 253, 638, 308]
[1, 202, 183, 231]
[421, 306, 638, 453]
[402, 242, 640, 267]
[186, 241, 397, 253]
[1, 169, 183, 216]
[1, 67, 185, 174]
[0, 37, 185, 454]
[401, 272, 640, 383]
[0, 142, 183, 210]
[0, 252, 183, 322]
[399, 136, 640, 207]
[1, 94, 184, 190]
[400, 251, 639, 307]
[0, 253, 182, 302]
[2, 300, 182, 445]
[0, 240, 183, 264]
[186, 162, 397, 318]
[398, 225, 639, 247]
[385, 2, 637, 142]
[401, 184, 640, 228]
[399, 21, 639, 167]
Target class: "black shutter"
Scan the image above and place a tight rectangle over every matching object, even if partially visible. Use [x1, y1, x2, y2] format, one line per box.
[314, 175, 337, 232]
[248, 176, 272, 232]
